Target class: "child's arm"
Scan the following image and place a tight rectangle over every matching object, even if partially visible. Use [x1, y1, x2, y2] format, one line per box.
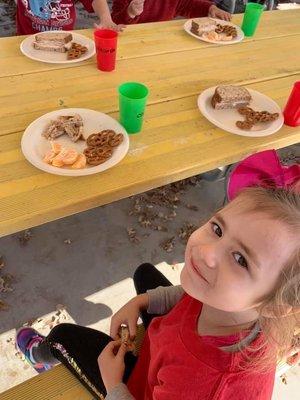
[112, 0, 145, 25]
[92, 0, 126, 31]
[110, 285, 184, 339]
[110, 292, 150, 339]
[98, 344, 136, 399]
[101, 286, 184, 400]
[178, 0, 231, 21]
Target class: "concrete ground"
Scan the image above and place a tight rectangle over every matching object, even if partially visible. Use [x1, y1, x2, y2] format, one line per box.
[0, 145, 299, 397]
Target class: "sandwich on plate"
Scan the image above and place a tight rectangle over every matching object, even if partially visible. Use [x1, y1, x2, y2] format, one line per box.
[211, 85, 252, 109]
[33, 32, 73, 53]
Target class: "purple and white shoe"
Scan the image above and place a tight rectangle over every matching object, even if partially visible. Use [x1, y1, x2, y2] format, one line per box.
[16, 327, 52, 373]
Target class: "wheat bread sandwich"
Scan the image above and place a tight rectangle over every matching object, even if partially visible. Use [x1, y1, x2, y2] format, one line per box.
[33, 32, 73, 53]
[197, 18, 217, 35]
[211, 85, 252, 109]
[191, 18, 217, 36]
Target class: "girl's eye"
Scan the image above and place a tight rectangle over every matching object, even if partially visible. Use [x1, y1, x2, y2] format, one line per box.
[211, 222, 222, 237]
[233, 253, 248, 269]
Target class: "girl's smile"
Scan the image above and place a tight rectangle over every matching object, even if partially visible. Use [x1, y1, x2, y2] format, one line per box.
[189, 255, 209, 284]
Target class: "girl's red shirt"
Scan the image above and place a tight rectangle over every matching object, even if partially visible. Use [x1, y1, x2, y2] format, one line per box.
[127, 294, 275, 399]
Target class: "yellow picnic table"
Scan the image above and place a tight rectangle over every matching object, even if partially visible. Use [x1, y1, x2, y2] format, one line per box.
[1, 10, 300, 238]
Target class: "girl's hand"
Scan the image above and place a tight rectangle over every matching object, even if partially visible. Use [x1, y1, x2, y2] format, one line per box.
[98, 340, 127, 392]
[94, 21, 126, 32]
[127, 0, 145, 18]
[110, 293, 149, 340]
[208, 5, 231, 21]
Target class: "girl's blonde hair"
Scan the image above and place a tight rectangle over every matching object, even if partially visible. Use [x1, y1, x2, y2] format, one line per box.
[232, 186, 300, 372]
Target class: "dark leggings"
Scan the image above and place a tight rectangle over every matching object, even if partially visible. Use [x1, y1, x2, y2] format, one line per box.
[35, 263, 172, 399]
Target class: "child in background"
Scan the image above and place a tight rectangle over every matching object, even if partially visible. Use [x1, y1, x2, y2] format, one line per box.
[112, 0, 231, 25]
[16, 154, 300, 399]
[16, 0, 124, 35]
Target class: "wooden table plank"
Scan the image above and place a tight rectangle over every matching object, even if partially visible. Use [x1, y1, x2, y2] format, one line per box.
[0, 365, 93, 400]
[1, 34, 300, 136]
[1, 74, 299, 237]
[0, 10, 299, 77]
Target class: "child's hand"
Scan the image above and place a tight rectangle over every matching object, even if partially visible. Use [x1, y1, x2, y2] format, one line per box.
[127, 0, 145, 19]
[94, 21, 126, 32]
[208, 5, 231, 21]
[110, 293, 149, 340]
[98, 340, 127, 392]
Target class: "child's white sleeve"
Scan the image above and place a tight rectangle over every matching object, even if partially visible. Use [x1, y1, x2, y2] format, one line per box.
[147, 285, 185, 315]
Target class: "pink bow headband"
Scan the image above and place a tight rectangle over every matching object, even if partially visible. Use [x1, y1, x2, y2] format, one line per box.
[228, 150, 300, 201]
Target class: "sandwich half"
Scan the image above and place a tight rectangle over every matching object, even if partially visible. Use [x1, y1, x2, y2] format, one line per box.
[33, 32, 73, 53]
[211, 85, 252, 109]
[33, 41, 67, 53]
[35, 32, 72, 44]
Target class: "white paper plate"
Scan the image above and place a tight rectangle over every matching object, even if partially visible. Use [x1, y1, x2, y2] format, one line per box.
[21, 108, 129, 176]
[184, 18, 244, 45]
[20, 31, 95, 64]
[198, 87, 284, 137]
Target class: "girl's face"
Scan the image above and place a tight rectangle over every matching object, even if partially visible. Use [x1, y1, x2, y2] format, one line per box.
[180, 203, 295, 312]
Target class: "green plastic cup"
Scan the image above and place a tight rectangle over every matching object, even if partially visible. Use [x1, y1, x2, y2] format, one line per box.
[118, 82, 149, 134]
[241, 3, 264, 37]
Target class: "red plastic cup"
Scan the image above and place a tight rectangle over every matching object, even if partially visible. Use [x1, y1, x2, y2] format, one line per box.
[94, 29, 118, 72]
[283, 81, 300, 127]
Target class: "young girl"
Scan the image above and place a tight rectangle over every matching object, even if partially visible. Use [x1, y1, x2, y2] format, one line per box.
[16, 183, 299, 399]
[16, 0, 124, 36]
[111, 0, 231, 26]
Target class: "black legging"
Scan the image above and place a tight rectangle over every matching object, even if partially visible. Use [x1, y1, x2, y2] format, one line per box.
[35, 263, 172, 399]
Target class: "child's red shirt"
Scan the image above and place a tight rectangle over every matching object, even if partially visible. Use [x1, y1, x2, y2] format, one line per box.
[127, 294, 275, 399]
[16, 0, 93, 35]
[112, 0, 213, 25]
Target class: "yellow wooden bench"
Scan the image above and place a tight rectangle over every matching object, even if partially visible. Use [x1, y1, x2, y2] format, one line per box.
[0, 364, 93, 400]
